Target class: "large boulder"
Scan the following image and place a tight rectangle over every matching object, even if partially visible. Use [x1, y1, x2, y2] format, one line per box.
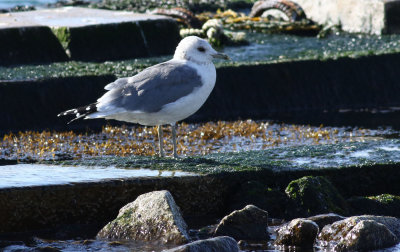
[214, 205, 269, 240]
[165, 236, 239, 252]
[306, 213, 345, 230]
[319, 216, 399, 251]
[285, 176, 347, 216]
[275, 218, 319, 248]
[97, 190, 189, 244]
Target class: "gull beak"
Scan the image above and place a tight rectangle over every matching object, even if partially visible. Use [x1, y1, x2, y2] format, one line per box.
[212, 52, 230, 60]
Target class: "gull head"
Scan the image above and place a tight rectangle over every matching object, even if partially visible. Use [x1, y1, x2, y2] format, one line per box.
[173, 36, 230, 64]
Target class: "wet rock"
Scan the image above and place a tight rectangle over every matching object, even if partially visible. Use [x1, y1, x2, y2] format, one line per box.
[275, 218, 319, 248]
[214, 205, 269, 240]
[97, 190, 189, 244]
[319, 217, 399, 251]
[228, 181, 301, 219]
[348, 194, 400, 217]
[306, 213, 345, 230]
[165, 236, 239, 252]
[285, 176, 347, 216]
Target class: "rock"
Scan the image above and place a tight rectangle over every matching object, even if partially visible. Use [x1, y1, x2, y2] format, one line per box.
[306, 213, 345, 230]
[214, 205, 269, 240]
[348, 194, 400, 217]
[228, 181, 301, 219]
[319, 216, 399, 251]
[165, 236, 239, 252]
[275, 218, 319, 248]
[285, 176, 347, 216]
[97, 190, 189, 244]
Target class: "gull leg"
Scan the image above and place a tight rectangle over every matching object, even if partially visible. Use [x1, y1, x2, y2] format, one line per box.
[158, 125, 165, 157]
[171, 123, 179, 158]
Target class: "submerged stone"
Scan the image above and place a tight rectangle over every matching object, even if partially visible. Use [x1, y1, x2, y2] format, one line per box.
[319, 216, 400, 251]
[275, 218, 319, 248]
[285, 176, 348, 216]
[214, 205, 269, 240]
[97, 190, 189, 244]
[165, 236, 239, 252]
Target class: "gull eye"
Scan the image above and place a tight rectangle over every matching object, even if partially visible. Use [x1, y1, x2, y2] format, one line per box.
[197, 47, 206, 52]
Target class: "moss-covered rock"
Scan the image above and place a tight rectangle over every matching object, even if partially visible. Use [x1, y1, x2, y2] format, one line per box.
[97, 190, 189, 244]
[348, 194, 400, 217]
[285, 176, 348, 216]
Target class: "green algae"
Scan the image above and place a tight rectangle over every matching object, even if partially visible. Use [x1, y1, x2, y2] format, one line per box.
[285, 176, 347, 215]
[52, 27, 71, 52]
[42, 139, 400, 174]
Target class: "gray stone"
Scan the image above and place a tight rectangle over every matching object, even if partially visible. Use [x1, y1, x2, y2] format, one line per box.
[164, 236, 239, 252]
[214, 205, 269, 240]
[319, 216, 399, 251]
[293, 0, 400, 34]
[97, 190, 189, 244]
[275, 218, 319, 248]
[0, 7, 180, 62]
[306, 213, 345, 230]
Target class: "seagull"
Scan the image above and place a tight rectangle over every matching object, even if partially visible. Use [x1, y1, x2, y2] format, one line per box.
[58, 36, 229, 158]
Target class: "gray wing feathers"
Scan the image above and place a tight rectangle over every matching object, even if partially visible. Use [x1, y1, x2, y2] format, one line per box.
[99, 61, 203, 113]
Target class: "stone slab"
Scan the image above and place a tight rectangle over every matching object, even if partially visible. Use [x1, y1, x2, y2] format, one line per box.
[1, 52, 400, 132]
[293, 0, 400, 34]
[0, 7, 167, 28]
[0, 7, 180, 63]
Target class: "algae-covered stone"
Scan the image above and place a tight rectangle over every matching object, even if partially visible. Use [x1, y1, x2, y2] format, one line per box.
[285, 176, 347, 216]
[97, 190, 189, 244]
[306, 213, 345, 230]
[214, 205, 269, 240]
[165, 236, 239, 252]
[348, 194, 400, 217]
[319, 216, 399, 251]
[275, 218, 319, 248]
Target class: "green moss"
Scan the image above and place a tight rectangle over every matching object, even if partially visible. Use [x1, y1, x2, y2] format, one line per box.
[285, 176, 348, 216]
[369, 194, 399, 204]
[51, 27, 71, 52]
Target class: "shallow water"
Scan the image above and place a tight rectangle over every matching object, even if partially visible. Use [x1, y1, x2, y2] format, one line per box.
[0, 164, 194, 188]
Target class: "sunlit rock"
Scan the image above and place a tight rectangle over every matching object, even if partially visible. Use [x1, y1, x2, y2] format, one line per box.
[319, 216, 400, 251]
[306, 213, 345, 230]
[97, 190, 189, 244]
[165, 236, 239, 252]
[214, 205, 269, 240]
[285, 176, 348, 216]
[275, 218, 319, 248]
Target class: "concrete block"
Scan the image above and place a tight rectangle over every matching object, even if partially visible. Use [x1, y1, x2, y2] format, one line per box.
[0, 26, 68, 66]
[0, 7, 180, 63]
[293, 0, 400, 34]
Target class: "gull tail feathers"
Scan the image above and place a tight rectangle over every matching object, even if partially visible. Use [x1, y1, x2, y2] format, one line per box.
[58, 103, 97, 124]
